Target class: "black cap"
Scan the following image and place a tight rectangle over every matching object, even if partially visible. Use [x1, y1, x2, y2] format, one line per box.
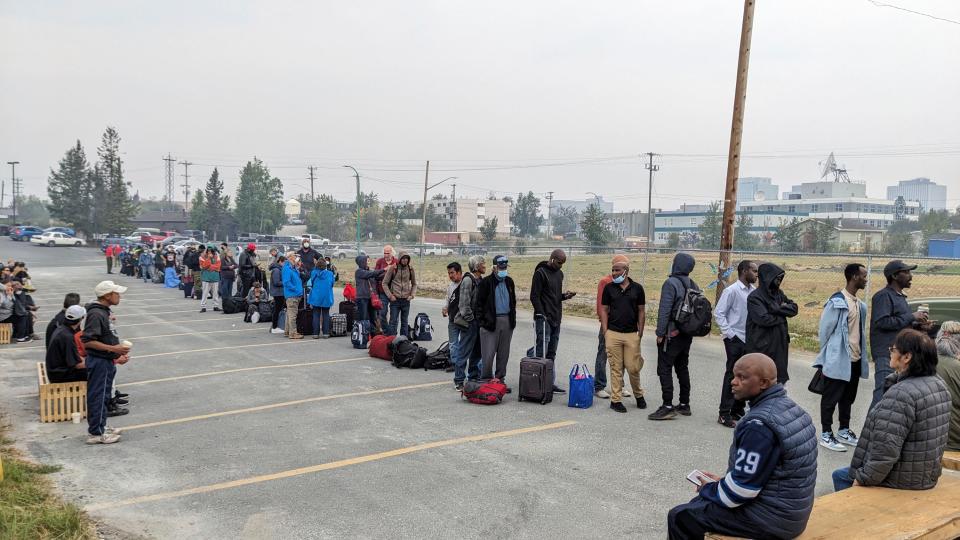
[883, 260, 917, 279]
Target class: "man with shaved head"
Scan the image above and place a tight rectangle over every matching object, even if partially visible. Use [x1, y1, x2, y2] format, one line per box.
[667, 353, 817, 540]
[530, 248, 576, 395]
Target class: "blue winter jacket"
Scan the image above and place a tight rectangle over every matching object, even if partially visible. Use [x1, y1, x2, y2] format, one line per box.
[139, 252, 154, 266]
[814, 291, 870, 382]
[281, 261, 304, 298]
[307, 268, 335, 308]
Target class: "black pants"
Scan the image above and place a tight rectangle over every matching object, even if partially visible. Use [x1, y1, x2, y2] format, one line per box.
[668, 496, 762, 540]
[820, 361, 861, 433]
[658, 334, 692, 406]
[272, 295, 285, 329]
[2, 313, 28, 339]
[240, 276, 254, 299]
[719, 336, 747, 418]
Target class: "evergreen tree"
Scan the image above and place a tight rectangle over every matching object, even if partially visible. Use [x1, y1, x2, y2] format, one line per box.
[733, 213, 759, 251]
[551, 205, 579, 236]
[189, 189, 207, 231]
[203, 168, 229, 240]
[234, 158, 285, 234]
[581, 203, 612, 252]
[812, 218, 837, 253]
[96, 127, 138, 234]
[480, 217, 499, 243]
[307, 194, 347, 240]
[510, 191, 543, 237]
[47, 140, 94, 236]
[667, 232, 681, 248]
[919, 209, 950, 254]
[773, 217, 802, 252]
[696, 201, 722, 249]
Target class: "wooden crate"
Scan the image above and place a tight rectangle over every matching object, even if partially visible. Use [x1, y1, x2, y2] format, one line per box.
[0, 322, 12, 344]
[36, 362, 87, 423]
[945, 451, 960, 472]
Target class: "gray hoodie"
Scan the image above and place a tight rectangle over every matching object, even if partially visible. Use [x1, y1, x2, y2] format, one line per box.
[656, 253, 696, 338]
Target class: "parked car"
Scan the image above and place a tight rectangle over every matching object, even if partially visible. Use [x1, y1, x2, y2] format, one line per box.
[0, 225, 10, 236]
[182, 229, 206, 242]
[9, 226, 44, 241]
[31, 232, 85, 247]
[301, 234, 330, 246]
[99, 237, 132, 252]
[161, 235, 193, 246]
[173, 239, 203, 254]
[329, 244, 366, 259]
[459, 244, 487, 256]
[417, 242, 454, 256]
[43, 226, 76, 237]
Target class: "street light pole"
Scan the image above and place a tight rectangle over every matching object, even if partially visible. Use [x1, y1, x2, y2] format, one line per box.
[343, 165, 361, 253]
[642, 152, 659, 285]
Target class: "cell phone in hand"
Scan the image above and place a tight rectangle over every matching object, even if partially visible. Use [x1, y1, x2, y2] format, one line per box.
[686, 470, 709, 487]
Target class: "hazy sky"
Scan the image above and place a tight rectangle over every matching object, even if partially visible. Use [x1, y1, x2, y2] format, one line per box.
[2, 0, 958, 213]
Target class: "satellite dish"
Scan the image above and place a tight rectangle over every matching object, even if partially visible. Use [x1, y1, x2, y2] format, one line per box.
[819, 153, 837, 180]
[754, 190, 766, 202]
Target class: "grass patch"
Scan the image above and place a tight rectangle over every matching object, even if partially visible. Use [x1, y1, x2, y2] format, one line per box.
[0, 419, 94, 540]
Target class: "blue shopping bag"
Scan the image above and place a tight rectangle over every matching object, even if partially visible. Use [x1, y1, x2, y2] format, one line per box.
[567, 364, 594, 409]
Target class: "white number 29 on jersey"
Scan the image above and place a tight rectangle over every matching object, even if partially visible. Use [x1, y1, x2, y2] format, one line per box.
[734, 449, 761, 475]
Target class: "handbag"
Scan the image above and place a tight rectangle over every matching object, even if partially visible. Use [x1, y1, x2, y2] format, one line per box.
[808, 367, 828, 395]
[567, 364, 594, 409]
[370, 285, 383, 310]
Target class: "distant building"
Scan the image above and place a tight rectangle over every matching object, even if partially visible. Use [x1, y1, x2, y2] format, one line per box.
[887, 178, 948, 212]
[607, 210, 653, 239]
[551, 196, 614, 215]
[428, 196, 512, 237]
[794, 218, 886, 253]
[737, 177, 779, 207]
[928, 234, 960, 258]
[132, 209, 189, 232]
[284, 199, 301, 217]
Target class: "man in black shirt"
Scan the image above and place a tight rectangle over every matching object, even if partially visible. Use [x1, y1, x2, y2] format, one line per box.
[599, 257, 647, 413]
[46, 305, 87, 383]
[82, 281, 131, 445]
[45, 292, 81, 348]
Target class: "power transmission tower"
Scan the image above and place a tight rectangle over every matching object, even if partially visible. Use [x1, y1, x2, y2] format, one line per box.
[163, 154, 176, 208]
[642, 153, 659, 285]
[545, 191, 554, 238]
[179, 161, 193, 211]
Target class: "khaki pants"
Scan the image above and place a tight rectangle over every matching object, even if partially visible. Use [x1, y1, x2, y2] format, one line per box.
[285, 297, 301, 336]
[605, 330, 644, 402]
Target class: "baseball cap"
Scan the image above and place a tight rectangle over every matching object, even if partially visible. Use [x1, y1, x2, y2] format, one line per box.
[65, 305, 87, 322]
[94, 280, 128, 297]
[493, 255, 509, 268]
[883, 260, 917, 279]
[247, 242, 257, 250]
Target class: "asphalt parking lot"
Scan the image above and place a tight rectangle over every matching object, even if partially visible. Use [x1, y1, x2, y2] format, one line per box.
[0, 241, 870, 539]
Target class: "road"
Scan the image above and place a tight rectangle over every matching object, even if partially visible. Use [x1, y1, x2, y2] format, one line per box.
[0, 240, 869, 539]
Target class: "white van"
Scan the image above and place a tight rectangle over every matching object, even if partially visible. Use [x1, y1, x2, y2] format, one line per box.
[301, 234, 329, 246]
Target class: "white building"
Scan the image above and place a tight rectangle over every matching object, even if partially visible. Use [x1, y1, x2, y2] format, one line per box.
[428, 197, 512, 236]
[737, 177, 779, 208]
[284, 199, 302, 217]
[887, 178, 948, 212]
[551, 196, 614, 215]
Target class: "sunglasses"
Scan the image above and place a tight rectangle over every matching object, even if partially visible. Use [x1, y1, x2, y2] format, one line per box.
[888, 346, 899, 354]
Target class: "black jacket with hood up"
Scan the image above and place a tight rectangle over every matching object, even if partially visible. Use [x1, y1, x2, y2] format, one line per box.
[745, 262, 798, 383]
[656, 253, 698, 338]
[530, 260, 566, 325]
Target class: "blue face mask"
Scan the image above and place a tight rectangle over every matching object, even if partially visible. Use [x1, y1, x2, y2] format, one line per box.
[612, 274, 626, 284]
[497, 270, 508, 279]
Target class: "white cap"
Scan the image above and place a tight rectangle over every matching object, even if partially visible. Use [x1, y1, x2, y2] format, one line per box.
[65, 305, 87, 322]
[94, 280, 127, 297]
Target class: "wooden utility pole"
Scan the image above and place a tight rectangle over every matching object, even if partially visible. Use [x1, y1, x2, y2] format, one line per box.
[419, 160, 430, 247]
[716, 0, 756, 303]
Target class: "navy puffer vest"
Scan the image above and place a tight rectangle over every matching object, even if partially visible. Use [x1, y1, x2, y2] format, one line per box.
[727, 385, 818, 539]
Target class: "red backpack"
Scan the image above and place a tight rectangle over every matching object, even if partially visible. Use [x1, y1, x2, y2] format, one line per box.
[462, 378, 508, 405]
[368, 334, 397, 360]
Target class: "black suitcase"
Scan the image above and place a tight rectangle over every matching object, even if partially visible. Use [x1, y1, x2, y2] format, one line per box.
[339, 300, 356, 331]
[296, 297, 312, 335]
[518, 315, 554, 404]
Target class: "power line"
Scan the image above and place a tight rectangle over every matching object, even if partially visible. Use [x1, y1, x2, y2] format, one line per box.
[866, 0, 960, 25]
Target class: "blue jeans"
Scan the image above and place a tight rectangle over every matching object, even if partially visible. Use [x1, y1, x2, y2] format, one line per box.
[312, 307, 331, 336]
[871, 355, 892, 409]
[85, 354, 116, 436]
[532, 317, 561, 387]
[377, 292, 390, 331]
[141, 264, 154, 282]
[450, 320, 482, 385]
[594, 329, 607, 391]
[388, 298, 411, 336]
[832, 466, 855, 491]
[219, 278, 235, 299]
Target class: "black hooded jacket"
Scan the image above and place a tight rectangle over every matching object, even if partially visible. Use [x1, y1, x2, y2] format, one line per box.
[530, 260, 566, 325]
[81, 302, 120, 360]
[656, 253, 698, 338]
[745, 262, 798, 383]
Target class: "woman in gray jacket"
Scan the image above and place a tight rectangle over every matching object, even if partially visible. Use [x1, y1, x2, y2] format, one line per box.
[832, 328, 951, 491]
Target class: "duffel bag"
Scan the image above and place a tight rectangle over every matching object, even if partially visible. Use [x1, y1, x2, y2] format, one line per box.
[369, 334, 397, 360]
[462, 378, 508, 405]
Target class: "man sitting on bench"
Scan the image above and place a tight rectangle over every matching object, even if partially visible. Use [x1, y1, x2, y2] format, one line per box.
[667, 353, 817, 540]
[45, 305, 87, 383]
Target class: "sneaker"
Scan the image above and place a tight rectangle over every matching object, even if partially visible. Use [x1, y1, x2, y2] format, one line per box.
[836, 428, 859, 446]
[200, 308, 207, 313]
[251, 312, 260, 324]
[30, 334, 41, 341]
[114, 390, 129, 399]
[289, 333, 304, 340]
[594, 389, 611, 399]
[551, 385, 566, 394]
[86, 433, 121, 445]
[718, 415, 737, 428]
[321, 334, 330, 339]
[455, 383, 464, 391]
[112, 397, 129, 406]
[676, 404, 692, 416]
[610, 402, 627, 413]
[636, 396, 647, 409]
[270, 328, 285, 334]
[648, 405, 678, 421]
[622, 387, 633, 398]
[15, 336, 32, 343]
[819, 432, 847, 452]
[105, 426, 123, 435]
[313, 334, 320, 339]
[213, 307, 221, 312]
[106, 406, 129, 417]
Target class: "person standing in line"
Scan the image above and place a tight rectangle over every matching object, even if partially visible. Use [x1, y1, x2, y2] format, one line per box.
[297, 238, 320, 282]
[442, 261, 465, 390]
[934, 322, 960, 451]
[219, 247, 238, 299]
[529, 248, 575, 394]
[814, 263, 869, 453]
[374, 245, 397, 333]
[477, 255, 516, 389]
[198, 246, 222, 313]
[281, 252, 304, 339]
[745, 262, 798, 384]
[599, 257, 647, 413]
[594, 254, 633, 400]
[138, 248, 154, 283]
[112, 244, 121, 269]
[713, 260, 758, 428]
[268, 255, 286, 334]
[354, 255, 386, 332]
[650, 253, 699, 421]
[869, 260, 930, 408]
[104, 244, 114, 274]
[307, 257, 335, 338]
[238, 243, 259, 298]
[455, 255, 486, 386]
[383, 251, 417, 336]
[81, 281, 131, 445]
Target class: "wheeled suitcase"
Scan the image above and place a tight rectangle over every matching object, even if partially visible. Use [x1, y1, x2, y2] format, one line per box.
[339, 300, 356, 331]
[518, 314, 554, 404]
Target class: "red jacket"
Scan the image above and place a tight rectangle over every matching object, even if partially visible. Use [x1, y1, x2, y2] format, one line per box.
[374, 256, 395, 294]
[105, 245, 114, 257]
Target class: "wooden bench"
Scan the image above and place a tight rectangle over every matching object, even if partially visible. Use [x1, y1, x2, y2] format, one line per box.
[944, 451, 960, 472]
[707, 470, 960, 540]
[37, 362, 87, 423]
[0, 322, 12, 344]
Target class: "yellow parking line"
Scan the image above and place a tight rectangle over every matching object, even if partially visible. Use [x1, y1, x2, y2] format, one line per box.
[3, 328, 264, 352]
[118, 357, 367, 387]
[119, 317, 235, 328]
[85, 420, 576, 511]
[119, 381, 449, 431]
[135, 339, 313, 358]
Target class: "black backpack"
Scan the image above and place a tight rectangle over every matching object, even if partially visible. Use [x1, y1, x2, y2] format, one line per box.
[673, 279, 712, 337]
[391, 337, 423, 369]
[423, 341, 451, 370]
